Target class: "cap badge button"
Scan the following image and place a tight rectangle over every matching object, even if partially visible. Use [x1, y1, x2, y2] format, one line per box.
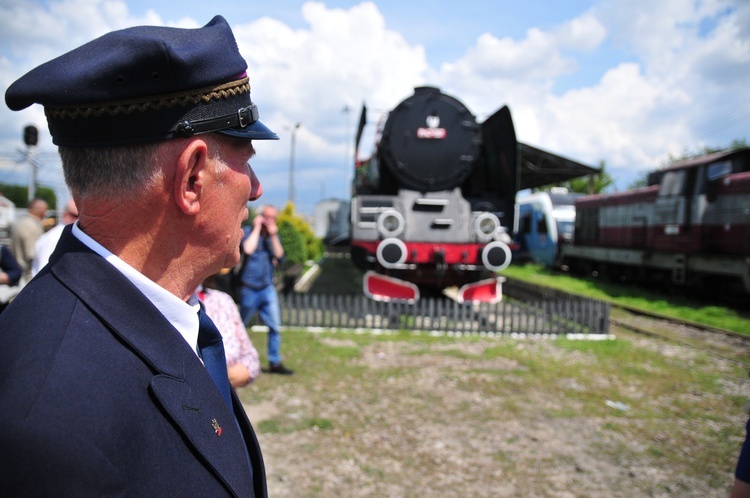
[176, 121, 195, 138]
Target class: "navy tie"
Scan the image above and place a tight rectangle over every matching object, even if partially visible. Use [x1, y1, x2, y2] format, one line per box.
[197, 304, 233, 409]
[197, 303, 255, 482]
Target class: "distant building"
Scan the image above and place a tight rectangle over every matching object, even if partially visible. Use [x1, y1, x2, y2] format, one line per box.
[313, 198, 350, 245]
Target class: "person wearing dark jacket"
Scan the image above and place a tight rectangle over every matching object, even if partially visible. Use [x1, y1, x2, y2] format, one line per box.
[0, 15, 278, 497]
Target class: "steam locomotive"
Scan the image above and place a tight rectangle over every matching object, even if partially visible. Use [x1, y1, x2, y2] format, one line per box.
[350, 87, 519, 302]
[561, 147, 750, 295]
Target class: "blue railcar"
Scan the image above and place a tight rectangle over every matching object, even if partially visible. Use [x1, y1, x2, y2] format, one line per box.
[515, 189, 580, 267]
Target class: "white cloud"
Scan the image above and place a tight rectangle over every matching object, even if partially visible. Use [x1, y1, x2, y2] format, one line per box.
[555, 11, 608, 51]
[580, 0, 750, 179]
[440, 10, 605, 88]
[436, 0, 749, 188]
[543, 63, 692, 169]
[231, 0, 432, 195]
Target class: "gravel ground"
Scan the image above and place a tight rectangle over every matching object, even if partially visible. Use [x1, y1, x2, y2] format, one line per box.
[239, 313, 750, 497]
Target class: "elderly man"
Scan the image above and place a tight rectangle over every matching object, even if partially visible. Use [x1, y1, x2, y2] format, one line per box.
[10, 197, 47, 284]
[0, 16, 277, 497]
[31, 198, 78, 276]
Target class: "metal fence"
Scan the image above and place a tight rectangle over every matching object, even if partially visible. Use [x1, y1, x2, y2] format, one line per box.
[276, 279, 610, 336]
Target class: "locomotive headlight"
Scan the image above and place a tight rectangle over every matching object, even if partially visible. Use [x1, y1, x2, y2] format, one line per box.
[376, 238, 408, 268]
[377, 210, 405, 237]
[474, 212, 500, 242]
[481, 241, 512, 272]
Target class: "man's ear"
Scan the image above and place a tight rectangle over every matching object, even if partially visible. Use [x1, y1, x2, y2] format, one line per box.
[174, 139, 209, 215]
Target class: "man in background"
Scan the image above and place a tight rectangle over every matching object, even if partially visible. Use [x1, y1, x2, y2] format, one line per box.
[239, 205, 294, 375]
[31, 198, 78, 277]
[10, 197, 47, 284]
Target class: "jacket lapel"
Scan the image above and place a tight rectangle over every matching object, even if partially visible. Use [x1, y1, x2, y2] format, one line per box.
[49, 228, 259, 497]
[150, 375, 256, 496]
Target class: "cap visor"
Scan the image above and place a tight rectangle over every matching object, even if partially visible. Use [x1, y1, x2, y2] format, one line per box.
[218, 119, 279, 140]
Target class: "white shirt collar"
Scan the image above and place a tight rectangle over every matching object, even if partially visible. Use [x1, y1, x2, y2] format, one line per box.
[71, 222, 201, 357]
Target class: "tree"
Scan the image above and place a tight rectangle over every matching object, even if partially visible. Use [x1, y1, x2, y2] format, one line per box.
[627, 175, 650, 190]
[661, 139, 748, 167]
[277, 220, 306, 264]
[244, 202, 324, 265]
[0, 183, 56, 209]
[276, 202, 324, 263]
[540, 160, 614, 195]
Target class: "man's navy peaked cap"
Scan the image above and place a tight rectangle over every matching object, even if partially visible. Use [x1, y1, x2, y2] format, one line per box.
[5, 15, 279, 147]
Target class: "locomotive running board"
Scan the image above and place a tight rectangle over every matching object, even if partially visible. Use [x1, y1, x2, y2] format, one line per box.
[457, 277, 505, 304]
[363, 271, 420, 303]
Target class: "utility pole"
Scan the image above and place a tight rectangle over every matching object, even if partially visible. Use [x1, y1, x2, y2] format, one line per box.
[23, 125, 38, 202]
[342, 105, 351, 199]
[288, 122, 301, 206]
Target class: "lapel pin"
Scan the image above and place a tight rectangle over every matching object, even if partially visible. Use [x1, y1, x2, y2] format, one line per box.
[211, 418, 222, 437]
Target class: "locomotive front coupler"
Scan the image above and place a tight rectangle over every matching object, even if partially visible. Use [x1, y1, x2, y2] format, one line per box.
[434, 250, 447, 276]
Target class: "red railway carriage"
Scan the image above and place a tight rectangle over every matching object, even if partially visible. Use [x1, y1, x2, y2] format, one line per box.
[564, 147, 750, 293]
[703, 170, 750, 255]
[574, 185, 660, 250]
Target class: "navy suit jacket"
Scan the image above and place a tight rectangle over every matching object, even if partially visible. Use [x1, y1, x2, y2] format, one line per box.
[0, 227, 267, 497]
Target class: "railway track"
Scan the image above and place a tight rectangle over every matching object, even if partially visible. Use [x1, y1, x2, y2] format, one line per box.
[608, 307, 750, 368]
[499, 275, 750, 365]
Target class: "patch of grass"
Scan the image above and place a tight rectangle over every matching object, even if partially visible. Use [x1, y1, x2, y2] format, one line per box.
[256, 416, 334, 435]
[242, 325, 745, 495]
[257, 419, 281, 433]
[417, 348, 483, 360]
[361, 465, 385, 479]
[647, 445, 665, 458]
[502, 263, 750, 335]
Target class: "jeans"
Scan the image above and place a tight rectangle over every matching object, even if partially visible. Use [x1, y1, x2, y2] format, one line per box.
[239, 284, 282, 365]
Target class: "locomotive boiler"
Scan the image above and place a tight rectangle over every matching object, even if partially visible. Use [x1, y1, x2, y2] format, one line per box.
[350, 87, 519, 302]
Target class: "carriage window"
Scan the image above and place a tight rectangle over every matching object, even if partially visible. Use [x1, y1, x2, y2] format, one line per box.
[520, 213, 531, 234]
[537, 217, 548, 234]
[706, 160, 732, 181]
[557, 220, 574, 238]
[658, 170, 685, 196]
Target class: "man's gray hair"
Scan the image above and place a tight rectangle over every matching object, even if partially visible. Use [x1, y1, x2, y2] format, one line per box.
[59, 135, 227, 199]
[59, 142, 168, 198]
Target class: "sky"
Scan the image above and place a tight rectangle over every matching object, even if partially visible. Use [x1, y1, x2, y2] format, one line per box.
[0, 0, 748, 215]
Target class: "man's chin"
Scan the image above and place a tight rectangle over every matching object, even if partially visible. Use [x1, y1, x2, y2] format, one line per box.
[226, 250, 242, 269]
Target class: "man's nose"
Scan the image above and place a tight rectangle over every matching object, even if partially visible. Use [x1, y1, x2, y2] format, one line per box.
[247, 163, 263, 201]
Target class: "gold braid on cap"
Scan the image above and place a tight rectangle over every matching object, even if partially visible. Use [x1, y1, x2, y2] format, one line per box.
[45, 77, 251, 120]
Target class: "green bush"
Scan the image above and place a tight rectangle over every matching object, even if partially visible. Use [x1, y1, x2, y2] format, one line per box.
[278, 202, 324, 262]
[0, 183, 57, 209]
[246, 202, 324, 265]
[278, 220, 306, 264]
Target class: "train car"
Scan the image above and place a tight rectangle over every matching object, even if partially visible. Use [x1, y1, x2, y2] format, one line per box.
[515, 188, 582, 267]
[562, 147, 750, 294]
[351, 87, 518, 302]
